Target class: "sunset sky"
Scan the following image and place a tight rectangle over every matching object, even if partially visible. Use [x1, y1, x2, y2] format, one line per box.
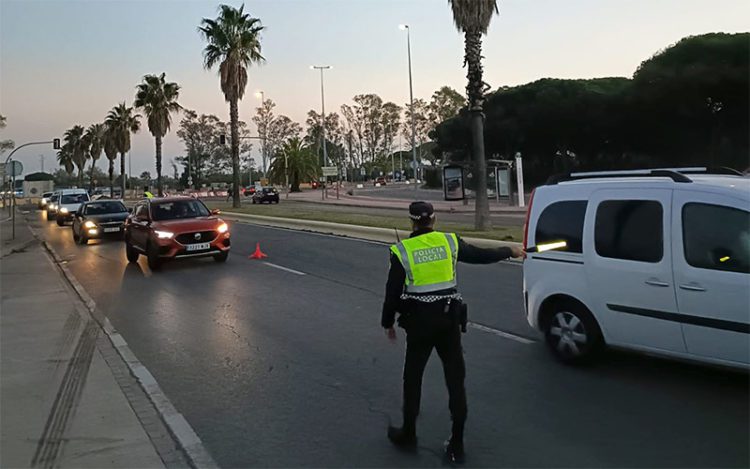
[2, 0, 748, 176]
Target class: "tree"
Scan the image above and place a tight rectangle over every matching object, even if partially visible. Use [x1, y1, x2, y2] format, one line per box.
[57, 144, 74, 176]
[102, 125, 118, 197]
[200, 3, 265, 208]
[403, 98, 432, 163]
[84, 123, 105, 191]
[340, 104, 365, 167]
[251, 98, 275, 173]
[448, 0, 498, 230]
[428, 86, 466, 124]
[267, 137, 318, 192]
[0, 115, 14, 155]
[267, 115, 302, 160]
[134, 73, 182, 196]
[64, 125, 88, 187]
[105, 103, 141, 197]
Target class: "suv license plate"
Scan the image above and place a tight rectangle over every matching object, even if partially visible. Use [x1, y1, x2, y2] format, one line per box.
[103, 227, 120, 233]
[186, 242, 210, 252]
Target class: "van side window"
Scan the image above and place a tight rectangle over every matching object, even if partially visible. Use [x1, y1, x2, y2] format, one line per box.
[535, 201, 587, 253]
[595, 200, 663, 262]
[683, 203, 750, 274]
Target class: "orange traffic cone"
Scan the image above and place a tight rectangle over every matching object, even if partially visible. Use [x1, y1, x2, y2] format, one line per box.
[248, 242, 268, 259]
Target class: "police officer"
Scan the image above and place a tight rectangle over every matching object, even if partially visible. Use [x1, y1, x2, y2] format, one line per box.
[382, 201, 523, 464]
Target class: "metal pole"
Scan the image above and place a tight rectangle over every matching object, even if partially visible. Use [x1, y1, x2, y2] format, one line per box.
[128, 151, 132, 198]
[284, 151, 289, 199]
[11, 174, 16, 240]
[404, 25, 418, 196]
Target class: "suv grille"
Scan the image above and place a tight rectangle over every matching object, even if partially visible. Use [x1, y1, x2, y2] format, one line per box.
[176, 230, 217, 245]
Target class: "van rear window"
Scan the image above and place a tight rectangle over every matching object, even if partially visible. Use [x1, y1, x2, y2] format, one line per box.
[535, 201, 587, 253]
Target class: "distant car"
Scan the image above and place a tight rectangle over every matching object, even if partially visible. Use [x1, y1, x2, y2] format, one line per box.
[124, 197, 230, 270]
[13, 189, 24, 197]
[45, 193, 61, 221]
[252, 187, 280, 204]
[374, 177, 387, 186]
[39, 192, 54, 210]
[311, 181, 320, 189]
[55, 189, 90, 226]
[72, 200, 129, 245]
[243, 186, 258, 197]
[523, 167, 749, 369]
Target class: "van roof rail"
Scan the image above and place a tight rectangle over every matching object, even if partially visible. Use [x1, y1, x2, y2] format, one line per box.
[546, 169, 692, 185]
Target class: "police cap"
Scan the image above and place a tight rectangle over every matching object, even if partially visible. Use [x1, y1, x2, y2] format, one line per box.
[408, 201, 435, 221]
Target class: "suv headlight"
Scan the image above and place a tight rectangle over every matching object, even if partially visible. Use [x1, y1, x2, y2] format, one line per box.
[217, 222, 228, 234]
[60, 207, 69, 214]
[155, 230, 174, 239]
[83, 220, 97, 229]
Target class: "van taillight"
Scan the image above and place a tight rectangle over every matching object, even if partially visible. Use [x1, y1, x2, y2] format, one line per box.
[522, 188, 535, 252]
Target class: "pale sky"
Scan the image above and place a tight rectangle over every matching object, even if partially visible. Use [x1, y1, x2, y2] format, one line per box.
[1, 0, 748, 176]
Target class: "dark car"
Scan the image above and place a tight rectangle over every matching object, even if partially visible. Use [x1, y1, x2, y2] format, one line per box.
[374, 176, 387, 186]
[72, 200, 130, 244]
[251, 187, 280, 204]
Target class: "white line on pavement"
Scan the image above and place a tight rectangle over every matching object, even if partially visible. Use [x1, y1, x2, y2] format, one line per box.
[468, 322, 535, 344]
[262, 261, 306, 276]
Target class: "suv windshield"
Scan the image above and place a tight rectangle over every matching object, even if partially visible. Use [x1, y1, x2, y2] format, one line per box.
[85, 202, 127, 215]
[151, 200, 210, 221]
[61, 193, 88, 204]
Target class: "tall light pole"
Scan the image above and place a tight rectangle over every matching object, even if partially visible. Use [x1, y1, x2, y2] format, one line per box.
[310, 65, 331, 167]
[254, 90, 267, 178]
[399, 24, 418, 196]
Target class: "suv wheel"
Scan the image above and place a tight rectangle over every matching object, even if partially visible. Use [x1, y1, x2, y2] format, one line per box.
[56, 218, 64, 227]
[46, 211, 54, 221]
[214, 251, 229, 263]
[72, 229, 80, 243]
[544, 300, 603, 365]
[146, 242, 162, 271]
[125, 237, 139, 263]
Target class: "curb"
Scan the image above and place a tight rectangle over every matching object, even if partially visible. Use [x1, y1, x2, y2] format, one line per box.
[28, 223, 218, 469]
[221, 211, 523, 263]
[288, 194, 528, 215]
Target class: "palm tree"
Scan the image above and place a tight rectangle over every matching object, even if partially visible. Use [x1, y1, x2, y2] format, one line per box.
[200, 4, 265, 208]
[102, 125, 118, 198]
[105, 103, 141, 198]
[84, 123, 105, 192]
[448, 0, 498, 230]
[64, 125, 88, 187]
[134, 73, 182, 196]
[268, 138, 318, 192]
[57, 143, 74, 176]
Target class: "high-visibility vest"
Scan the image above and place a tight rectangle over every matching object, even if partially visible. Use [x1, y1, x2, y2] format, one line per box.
[390, 231, 459, 293]
[144, 191, 154, 199]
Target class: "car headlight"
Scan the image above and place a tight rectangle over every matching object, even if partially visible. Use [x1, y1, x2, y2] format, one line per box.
[83, 220, 97, 229]
[41, 198, 48, 204]
[155, 230, 174, 239]
[49, 204, 56, 210]
[217, 222, 228, 234]
[60, 207, 69, 214]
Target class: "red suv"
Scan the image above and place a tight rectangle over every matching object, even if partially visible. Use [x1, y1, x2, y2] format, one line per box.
[124, 197, 230, 270]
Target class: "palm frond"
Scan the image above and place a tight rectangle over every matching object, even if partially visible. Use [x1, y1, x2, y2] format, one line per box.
[448, 0, 498, 33]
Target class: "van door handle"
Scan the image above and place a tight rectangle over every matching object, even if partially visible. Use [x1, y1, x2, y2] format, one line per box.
[645, 279, 670, 287]
[679, 283, 706, 292]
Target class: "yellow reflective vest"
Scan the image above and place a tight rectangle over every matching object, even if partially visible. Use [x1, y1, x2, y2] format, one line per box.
[390, 231, 458, 293]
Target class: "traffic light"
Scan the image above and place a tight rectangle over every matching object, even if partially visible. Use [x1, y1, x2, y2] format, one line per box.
[53, 138, 61, 150]
[219, 134, 226, 145]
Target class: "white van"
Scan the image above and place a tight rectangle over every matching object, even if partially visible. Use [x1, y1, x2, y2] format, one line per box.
[54, 188, 90, 226]
[523, 168, 749, 369]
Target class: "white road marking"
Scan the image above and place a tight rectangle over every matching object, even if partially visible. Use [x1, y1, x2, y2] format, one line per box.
[468, 322, 535, 344]
[262, 261, 306, 276]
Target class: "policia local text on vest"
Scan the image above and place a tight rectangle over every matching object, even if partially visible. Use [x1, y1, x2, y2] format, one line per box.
[381, 201, 523, 464]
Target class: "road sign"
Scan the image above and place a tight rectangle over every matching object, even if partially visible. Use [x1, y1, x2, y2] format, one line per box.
[321, 166, 338, 177]
[9, 161, 23, 177]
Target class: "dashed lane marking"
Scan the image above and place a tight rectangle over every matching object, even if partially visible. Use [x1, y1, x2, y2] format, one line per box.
[262, 261, 306, 276]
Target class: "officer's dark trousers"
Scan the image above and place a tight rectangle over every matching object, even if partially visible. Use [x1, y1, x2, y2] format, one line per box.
[400, 300, 467, 433]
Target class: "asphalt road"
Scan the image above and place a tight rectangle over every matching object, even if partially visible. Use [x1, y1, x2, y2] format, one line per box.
[28, 210, 749, 468]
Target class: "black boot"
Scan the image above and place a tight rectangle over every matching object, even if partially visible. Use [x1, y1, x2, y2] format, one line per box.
[445, 421, 465, 464]
[388, 421, 417, 448]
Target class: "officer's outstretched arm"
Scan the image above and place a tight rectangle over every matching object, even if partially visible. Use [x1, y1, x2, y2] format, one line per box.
[456, 237, 522, 264]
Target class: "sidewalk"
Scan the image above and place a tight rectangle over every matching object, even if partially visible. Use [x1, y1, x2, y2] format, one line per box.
[287, 185, 527, 214]
[0, 218, 181, 468]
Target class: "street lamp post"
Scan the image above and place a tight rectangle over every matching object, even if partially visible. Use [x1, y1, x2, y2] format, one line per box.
[399, 24, 418, 196]
[311, 65, 332, 200]
[254, 91, 267, 179]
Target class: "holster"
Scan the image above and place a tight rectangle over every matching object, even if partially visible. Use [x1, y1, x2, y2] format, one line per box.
[445, 299, 468, 333]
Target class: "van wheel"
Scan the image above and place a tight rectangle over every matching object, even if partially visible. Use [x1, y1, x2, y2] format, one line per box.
[125, 238, 139, 263]
[146, 243, 161, 271]
[544, 300, 603, 365]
